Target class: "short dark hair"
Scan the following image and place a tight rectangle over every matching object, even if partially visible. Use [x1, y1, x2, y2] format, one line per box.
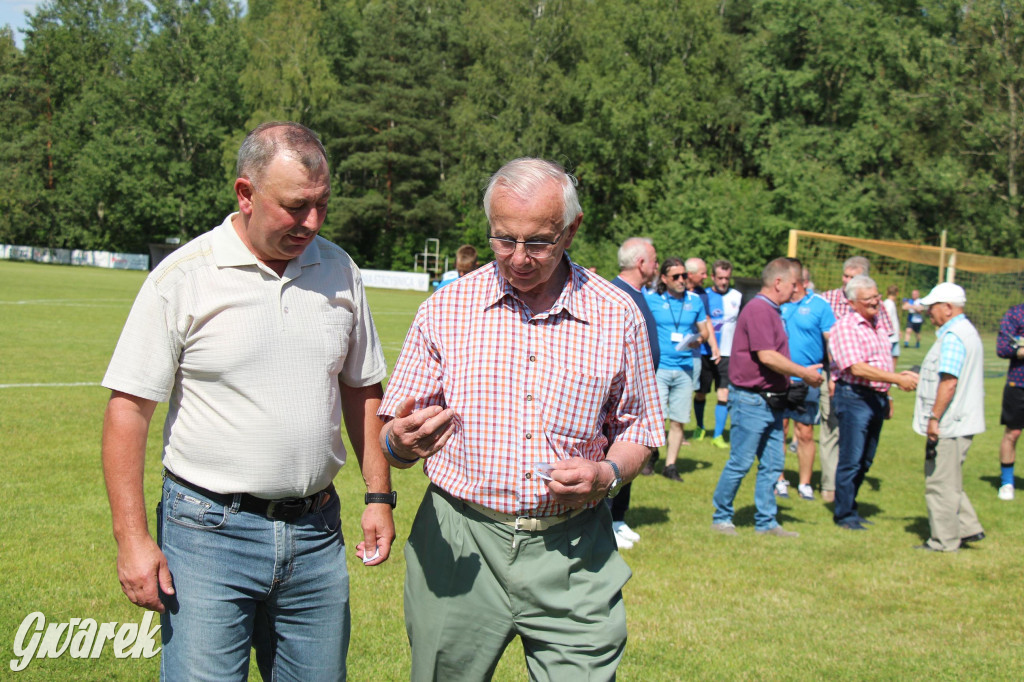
[237, 122, 328, 188]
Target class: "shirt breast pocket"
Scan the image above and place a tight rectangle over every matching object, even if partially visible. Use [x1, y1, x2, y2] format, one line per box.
[322, 307, 354, 372]
[541, 364, 611, 446]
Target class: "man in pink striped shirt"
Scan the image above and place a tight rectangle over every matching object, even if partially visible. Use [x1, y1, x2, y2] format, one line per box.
[829, 275, 918, 530]
[378, 158, 664, 680]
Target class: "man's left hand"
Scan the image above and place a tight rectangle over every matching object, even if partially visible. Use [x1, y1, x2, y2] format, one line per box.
[357, 503, 395, 567]
[544, 457, 611, 508]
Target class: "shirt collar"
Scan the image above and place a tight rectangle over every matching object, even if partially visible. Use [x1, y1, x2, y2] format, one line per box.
[937, 313, 966, 337]
[485, 254, 589, 322]
[211, 213, 321, 277]
[754, 293, 780, 311]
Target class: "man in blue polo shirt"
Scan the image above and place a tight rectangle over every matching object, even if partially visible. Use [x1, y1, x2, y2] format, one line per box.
[778, 264, 835, 501]
[646, 258, 708, 482]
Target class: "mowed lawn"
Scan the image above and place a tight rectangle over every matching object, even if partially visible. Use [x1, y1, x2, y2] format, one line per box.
[1, 259, 1023, 681]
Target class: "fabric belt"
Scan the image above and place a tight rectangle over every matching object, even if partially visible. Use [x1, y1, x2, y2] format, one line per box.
[163, 469, 334, 523]
[434, 484, 587, 531]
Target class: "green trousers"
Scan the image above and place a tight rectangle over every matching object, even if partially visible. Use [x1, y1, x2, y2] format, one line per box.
[404, 485, 631, 681]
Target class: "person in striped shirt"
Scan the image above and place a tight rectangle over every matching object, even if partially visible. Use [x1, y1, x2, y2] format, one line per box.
[829, 275, 919, 530]
[378, 158, 664, 680]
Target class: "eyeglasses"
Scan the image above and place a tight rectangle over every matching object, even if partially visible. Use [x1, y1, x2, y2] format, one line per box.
[859, 295, 881, 304]
[667, 273, 686, 281]
[488, 225, 568, 258]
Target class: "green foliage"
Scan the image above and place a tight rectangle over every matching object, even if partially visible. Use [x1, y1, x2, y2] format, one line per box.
[4, 0, 1024, 269]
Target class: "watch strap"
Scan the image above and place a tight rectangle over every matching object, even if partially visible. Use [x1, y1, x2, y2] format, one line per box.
[364, 491, 397, 508]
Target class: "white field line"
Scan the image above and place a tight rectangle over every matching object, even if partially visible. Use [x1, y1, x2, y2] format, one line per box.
[0, 299, 131, 307]
[0, 382, 101, 389]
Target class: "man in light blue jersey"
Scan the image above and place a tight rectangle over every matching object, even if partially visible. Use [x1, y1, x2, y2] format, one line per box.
[701, 260, 743, 449]
[777, 264, 836, 501]
[686, 258, 721, 440]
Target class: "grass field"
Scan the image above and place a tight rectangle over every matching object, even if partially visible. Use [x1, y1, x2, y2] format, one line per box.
[2, 259, 1023, 681]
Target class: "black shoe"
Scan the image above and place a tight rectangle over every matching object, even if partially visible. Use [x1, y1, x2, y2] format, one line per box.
[641, 462, 654, 476]
[960, 531, 986, 546]
[837, 520, 867, 531]
[661, 464, 683, 482]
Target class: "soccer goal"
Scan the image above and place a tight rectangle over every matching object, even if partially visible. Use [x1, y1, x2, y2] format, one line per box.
[787, 230, 1024, 332]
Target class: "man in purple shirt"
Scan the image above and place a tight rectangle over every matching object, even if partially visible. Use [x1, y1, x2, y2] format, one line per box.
[711, 258, 823, 537]
[996, 302, 1024, 500]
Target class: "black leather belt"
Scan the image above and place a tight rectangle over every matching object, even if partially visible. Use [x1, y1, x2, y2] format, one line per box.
[164, 469, 334, 523]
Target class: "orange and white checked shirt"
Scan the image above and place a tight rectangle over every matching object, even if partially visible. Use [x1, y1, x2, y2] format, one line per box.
[379, 259, 664, 516]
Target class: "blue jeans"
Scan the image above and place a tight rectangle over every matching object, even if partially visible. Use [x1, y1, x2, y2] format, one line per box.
[158, 476, 350, 681]
[712, 388, 785, 531]
[833, 383, 887, 524]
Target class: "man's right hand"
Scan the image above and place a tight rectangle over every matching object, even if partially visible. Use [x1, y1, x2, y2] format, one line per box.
[387, 397, 457, 462]
[800, 364, 824, 388]
[116, 534, 173, 613]
[895, 370, 919, 392]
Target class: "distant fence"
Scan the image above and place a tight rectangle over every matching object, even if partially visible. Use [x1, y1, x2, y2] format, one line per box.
[1, 244, 431, 291]
[0, 244, 149, 271]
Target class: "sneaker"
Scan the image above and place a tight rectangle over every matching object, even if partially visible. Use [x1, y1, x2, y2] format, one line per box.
[998, 484, 1014, 501]
[614, 533, 634, 550]
[774, 479, 790, 498]
[693, 427, 707, 441]
[788, 439, 798, 453]
[797, 484, 814, 501]
[613, 521, 641, 543]
[662, 464, 683, 482]
[756, 525, 799, 538]
[711, 522, 738, 536]
[712, 435, 728, 449]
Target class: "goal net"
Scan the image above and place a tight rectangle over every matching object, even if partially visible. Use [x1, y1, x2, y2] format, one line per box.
[788, 230, 1024, 332]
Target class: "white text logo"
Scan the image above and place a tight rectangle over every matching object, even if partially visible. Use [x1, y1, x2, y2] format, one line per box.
[10, 611, 161, 672]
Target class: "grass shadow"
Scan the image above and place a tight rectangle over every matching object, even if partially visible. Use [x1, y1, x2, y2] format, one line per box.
[627, 506, 670, 529]
[979, 474, 1022, 492]
[675, 457, 713, 475]
[902, 515, 930, 541]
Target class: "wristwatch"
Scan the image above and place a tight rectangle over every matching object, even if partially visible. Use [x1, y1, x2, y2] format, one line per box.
[604, 460, 623, 498]
[364, 491, 397, 508]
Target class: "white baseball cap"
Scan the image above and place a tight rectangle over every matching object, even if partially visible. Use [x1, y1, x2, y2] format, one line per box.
[919, 282, 966, 307]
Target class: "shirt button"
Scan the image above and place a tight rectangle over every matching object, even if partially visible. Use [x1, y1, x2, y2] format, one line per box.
[525, 433, 532, 439]
[526, 394, 533, 401]
[525, 472, 533, 480]
[283, 307, 290, 314]
[529, 355, 536, 362]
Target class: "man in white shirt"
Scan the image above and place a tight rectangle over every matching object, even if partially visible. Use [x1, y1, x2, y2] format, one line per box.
[101, 122, 394, 680]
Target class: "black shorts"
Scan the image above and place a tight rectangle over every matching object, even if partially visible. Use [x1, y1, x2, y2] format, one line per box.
[1001, 384, 1024, 430]
[699, 357, 730, 393]
[909, 321, 922, 333]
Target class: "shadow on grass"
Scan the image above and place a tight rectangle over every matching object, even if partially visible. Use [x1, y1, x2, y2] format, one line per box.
[902, 515, 930, 540]
[675, 458, 713, 475]
[979, 474, 1022, 492]
[626, 506, 670, 529]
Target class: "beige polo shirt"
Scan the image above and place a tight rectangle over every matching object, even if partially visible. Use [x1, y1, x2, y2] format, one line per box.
[103, 214, 388, 498]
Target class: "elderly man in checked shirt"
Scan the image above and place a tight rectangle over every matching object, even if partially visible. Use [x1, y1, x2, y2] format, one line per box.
[829, 275, 918, 530]
[378, 158, 664, 681]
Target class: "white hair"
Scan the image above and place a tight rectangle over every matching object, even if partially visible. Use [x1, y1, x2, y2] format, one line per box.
[845, 274, 877, 301]
[617, 237, 653, 269]
[483, 158, 581, 230]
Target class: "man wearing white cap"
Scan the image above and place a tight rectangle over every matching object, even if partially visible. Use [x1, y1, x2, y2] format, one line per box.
[912, 283, 986, 552]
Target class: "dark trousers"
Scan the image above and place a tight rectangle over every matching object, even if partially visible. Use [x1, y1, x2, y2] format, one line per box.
[833, 382, 887, 524]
